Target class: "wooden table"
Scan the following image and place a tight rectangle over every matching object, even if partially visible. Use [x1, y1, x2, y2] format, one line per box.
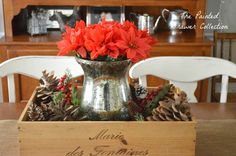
[0, 102, 26, 119]
[0, 102, 235, 156]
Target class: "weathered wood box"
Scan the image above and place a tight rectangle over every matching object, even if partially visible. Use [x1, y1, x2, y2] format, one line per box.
[18, 90, 196, 156]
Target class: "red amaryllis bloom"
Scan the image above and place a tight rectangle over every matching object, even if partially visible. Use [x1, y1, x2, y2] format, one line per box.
[57, 19, 156, 62]
[57, 21, 86, 57]
[57, 26, 75, 56]
[84, 25, 107, 59]
[138, 29, 157, 45]
[84, 20, 122, 60]
[116, 27, 152, 62]
[122, 20, 137, 31]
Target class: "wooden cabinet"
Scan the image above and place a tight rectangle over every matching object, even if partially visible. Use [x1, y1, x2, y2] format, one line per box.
[0, 0, 212, 102]
[2, 0, 207, 38]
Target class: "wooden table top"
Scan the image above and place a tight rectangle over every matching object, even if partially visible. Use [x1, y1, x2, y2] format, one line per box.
[0, 102, 26, 119]
[0, 102, 235, 120]
[0, 102, 235, 156]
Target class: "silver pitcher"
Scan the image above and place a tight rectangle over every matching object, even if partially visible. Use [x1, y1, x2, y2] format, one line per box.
[130, 13, 161, 34]
[162, 9, 188, 35]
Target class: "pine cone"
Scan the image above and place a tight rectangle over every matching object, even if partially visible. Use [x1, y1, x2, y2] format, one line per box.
[50, 103, 80, 121]
[29, 70, 60, 121]
[39, 70, 59, 91]
[28, 102, 46, 121]
[164, 84, 176, 99]
[146, 96, 192, 121]
[174, 90, 188, 104]
[163, 84, 188, 103]
[35, 70, 59, 105]
[36, 88, 53, 105]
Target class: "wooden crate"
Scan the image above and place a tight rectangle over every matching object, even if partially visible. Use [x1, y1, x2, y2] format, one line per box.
[18, 90, 196, 156]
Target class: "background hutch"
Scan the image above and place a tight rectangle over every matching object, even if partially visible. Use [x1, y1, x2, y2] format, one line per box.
[0, 0, 212, 103]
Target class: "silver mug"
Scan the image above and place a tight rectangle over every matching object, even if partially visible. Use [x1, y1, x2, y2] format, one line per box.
[137, 14, 155, 34]
[130, 13, 156, 34]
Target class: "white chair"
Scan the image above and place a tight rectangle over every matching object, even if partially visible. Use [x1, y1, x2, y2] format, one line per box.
[129, 56, 236, 103]
[0, 56, 84, 103]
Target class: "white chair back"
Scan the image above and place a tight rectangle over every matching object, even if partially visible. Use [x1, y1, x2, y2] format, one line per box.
[0, 56, 84, 103]
[129, 57, 236, 103]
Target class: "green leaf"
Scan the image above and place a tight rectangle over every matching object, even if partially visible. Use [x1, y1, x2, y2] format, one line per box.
[134, 113, 145, 121]
[64, 70, 72, 84]
[53, 91, 63, 105]
[145, 84, 170, 116]
[71, 86, 80, 106]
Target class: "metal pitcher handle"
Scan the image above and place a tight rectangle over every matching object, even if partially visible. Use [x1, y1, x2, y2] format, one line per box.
[182, 11, 188, 18]
[153, 16, 161, 31]
[161, 8, 170, 23]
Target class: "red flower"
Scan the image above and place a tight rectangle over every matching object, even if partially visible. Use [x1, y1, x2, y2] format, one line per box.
[122, 20, 137, 31]
[57, 39, 74, 56]
[57, 21, 86, 57]
[84, 25, 107, 59]
[57, 19, 156, 62]
[138, 30, 156, 45]
[116, 27, 152, 62]
[75, 20, 86, 31]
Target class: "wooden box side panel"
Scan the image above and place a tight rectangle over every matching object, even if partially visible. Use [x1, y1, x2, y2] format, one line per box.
[18, 88, 37, 122]
[18, 121, 196, 156]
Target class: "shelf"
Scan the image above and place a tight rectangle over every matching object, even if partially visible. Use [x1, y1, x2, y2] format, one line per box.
[0, 30, 212, 47]
[123, 0, 197, 7]
[0, 31, 62, 46]
[3, 0, 205, 37]
[155, 31, 212, 46]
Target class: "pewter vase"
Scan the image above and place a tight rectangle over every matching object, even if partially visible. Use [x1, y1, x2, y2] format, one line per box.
[76, 57, 131, 119]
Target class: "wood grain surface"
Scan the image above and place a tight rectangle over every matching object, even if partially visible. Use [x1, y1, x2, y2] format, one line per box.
[0, 120, 19, 156]
[0, 102, 235, 156]
[0, 120, 235, 156]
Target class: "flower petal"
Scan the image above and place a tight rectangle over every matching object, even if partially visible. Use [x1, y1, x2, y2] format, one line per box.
[116, 40, 129, 49]
[127, 48, 136, 59]
[77, 47, 87, 58]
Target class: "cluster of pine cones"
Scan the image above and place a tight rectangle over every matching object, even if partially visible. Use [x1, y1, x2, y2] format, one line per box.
[146, 86, 192, 121]
[129, 83, 192, 121]
[28, 70, 80, 121]
[28, 72, 192, 122]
